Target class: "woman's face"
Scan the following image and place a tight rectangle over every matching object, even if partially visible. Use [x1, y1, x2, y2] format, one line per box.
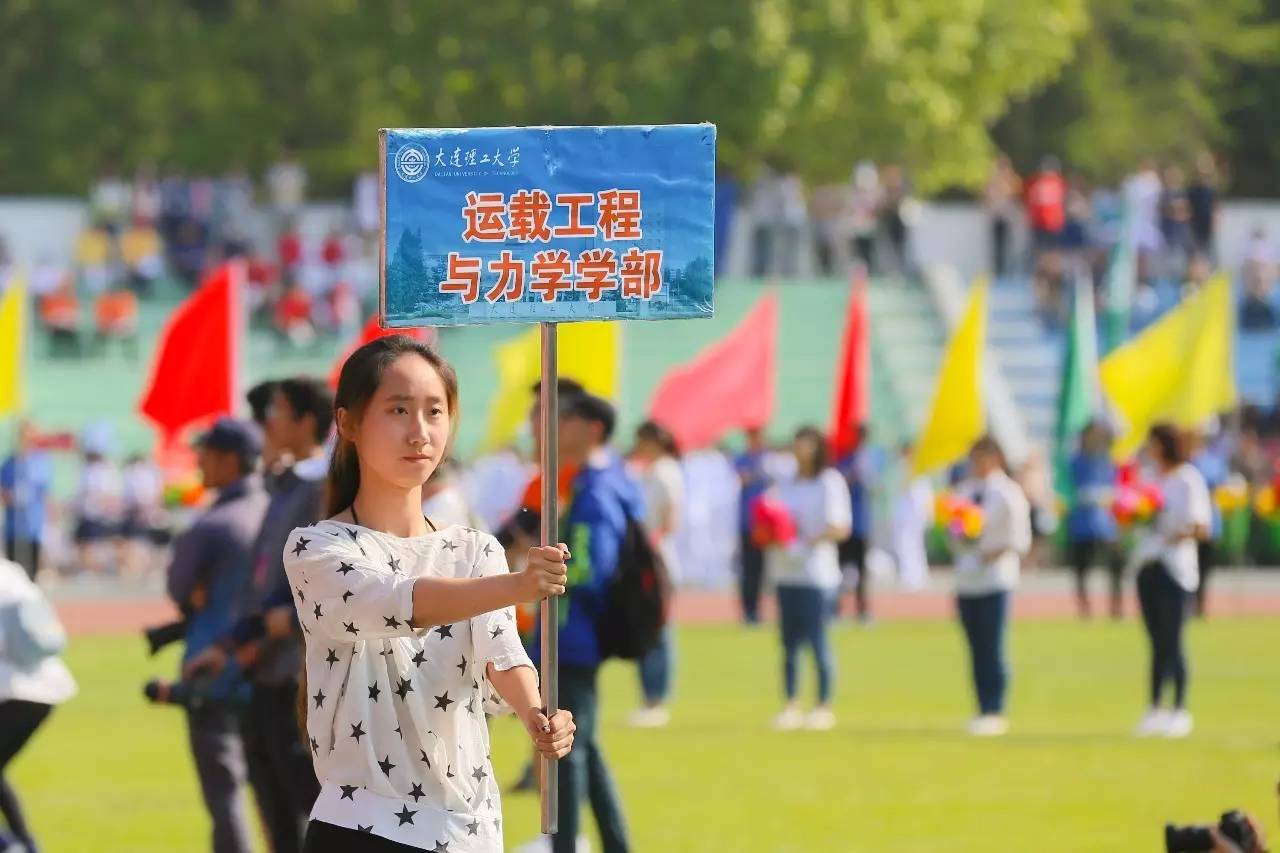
[792, 434, 820, 471]
[344, 353, 452, 492]
[970, 448, 997, 476]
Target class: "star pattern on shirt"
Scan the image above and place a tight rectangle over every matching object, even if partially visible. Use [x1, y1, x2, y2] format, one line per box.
[313, 688, 326, 708]
[490, 625, 504, 639]
[408, 782, 426, 802]
[433, 624, 453, 640]
[344, 526, 365, 557]
[357, 824, 373, 833]
[395, 676, 414, 700]
[368, 682, 381, 702]
[296, 587, 306, 603]
[456, 655, 467, 675]
[326, 648, 340, 668]
[340, 784, 358, 801]
[443, 539, 458, 552]
[338, 561, 356, 576]
[344, 621, 360, 636]
[434, 691, 454, 711]
[471, 765, 488, 782]
[342, 589, 355, 602]
[387, 556, 402, 574]
[384, 615, 402, 629]
[482, 541, 494, 557]
[292, 536, 310, 556]
[378, 754, 396, 777]
[313, 602, 322, 620]
[412, 648, 428, 667]
[309, 735, 318, 754]
[430, 840, 449, 852]
[466, 820, 480, 836]
[349, 721, 366, 743]
[394, 804, 417, 825]
[465, 695, 477, 715]
[418, 749, 431, 767]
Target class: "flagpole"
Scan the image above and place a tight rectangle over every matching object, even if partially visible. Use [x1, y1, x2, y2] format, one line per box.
[538, 320, 560, 836]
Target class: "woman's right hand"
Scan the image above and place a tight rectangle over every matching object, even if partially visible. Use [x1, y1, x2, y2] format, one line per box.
[516, 544, 570, 603]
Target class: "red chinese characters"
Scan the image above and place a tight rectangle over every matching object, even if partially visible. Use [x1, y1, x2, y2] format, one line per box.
[462, 191, 507, 242]
[574, 248, 619, 302]
[597, 189, 643, 240]
[485, 250, 525, 303]
[620, 248, 663, 299]
[507, 190, 553, 243]
[552, 193, 596, 239]
[439, 253, 481, 304]
[529, 250, 573, 303]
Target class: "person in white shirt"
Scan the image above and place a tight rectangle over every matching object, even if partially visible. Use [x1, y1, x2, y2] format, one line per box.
[73, 449, 123, 574]
[951, 437, 1031, 737]
[285, 335, 575, 852]
[1133, 424, 1211, 739]
[0, 557, 76, 852]
[627, 421, 685, 728]
[764, 427, 852, 731]
[421, 459, 485, 532]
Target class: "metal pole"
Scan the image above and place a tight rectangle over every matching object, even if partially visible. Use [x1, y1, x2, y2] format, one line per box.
[538, 321, 560, 836]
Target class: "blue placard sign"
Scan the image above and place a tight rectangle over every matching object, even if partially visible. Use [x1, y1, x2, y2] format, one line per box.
[379, 124, 715, 327]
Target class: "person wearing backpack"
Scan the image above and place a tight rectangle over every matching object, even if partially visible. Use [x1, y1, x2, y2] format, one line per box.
[535, 391, 640, 853]
[0, 556, 76, 852]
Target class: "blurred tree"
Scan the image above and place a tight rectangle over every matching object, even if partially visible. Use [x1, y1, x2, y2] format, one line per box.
[992, 0, 1280, 188]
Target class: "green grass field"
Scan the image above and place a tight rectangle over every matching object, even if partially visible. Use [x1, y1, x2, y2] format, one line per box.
[12, 616, 1280, 851]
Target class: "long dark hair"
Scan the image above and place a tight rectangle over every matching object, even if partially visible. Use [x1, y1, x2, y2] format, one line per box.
[794, 425, 828, 479]
[299, 335, 457, 742]
[1148, 423, 1188, 467]
[325, 335, 459, 518]
[636, 419, 681, 460]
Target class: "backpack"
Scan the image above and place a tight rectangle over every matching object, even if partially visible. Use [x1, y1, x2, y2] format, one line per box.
[597, 513, 673, 661]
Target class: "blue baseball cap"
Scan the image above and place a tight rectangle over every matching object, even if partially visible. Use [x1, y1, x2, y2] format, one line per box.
[196, 417, 263, 461]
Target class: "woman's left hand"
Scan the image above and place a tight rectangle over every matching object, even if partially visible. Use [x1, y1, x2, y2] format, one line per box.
[522, 708, 576, 759]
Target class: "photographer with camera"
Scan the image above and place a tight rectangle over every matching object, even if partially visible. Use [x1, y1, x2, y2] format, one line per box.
[1167, 808, 1269, 852]
[159, 418, 269, 853]
[184, 378, 332, 853]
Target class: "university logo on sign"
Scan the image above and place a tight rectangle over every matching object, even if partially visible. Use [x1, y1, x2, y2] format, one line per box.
[394, 143, 429, 183]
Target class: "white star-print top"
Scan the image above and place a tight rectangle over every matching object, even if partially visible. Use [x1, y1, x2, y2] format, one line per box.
[284, 521, 534, 851]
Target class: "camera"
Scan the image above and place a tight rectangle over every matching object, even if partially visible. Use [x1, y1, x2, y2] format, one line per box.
[143, 618, 189, 656]
[143, 673, 247, 712]
[1166, 810, 1258, 852]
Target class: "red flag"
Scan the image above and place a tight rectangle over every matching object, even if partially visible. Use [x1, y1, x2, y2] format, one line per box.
[828, 269, 870, 458]
[648, 293, 777, 451]
[328, 316, 436, 388]
[138, 263, 242, 442]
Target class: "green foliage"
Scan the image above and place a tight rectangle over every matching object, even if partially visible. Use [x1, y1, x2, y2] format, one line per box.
[0, 0, 1085, 194]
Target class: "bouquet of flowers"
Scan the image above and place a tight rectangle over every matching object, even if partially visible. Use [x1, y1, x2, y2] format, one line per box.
[935, 492, 984, 543]
[1214, 475, 1249, 515]
[1111, 464, 1163, 529]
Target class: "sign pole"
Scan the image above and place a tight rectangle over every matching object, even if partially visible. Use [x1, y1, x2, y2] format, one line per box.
[538, 320, 560, 836]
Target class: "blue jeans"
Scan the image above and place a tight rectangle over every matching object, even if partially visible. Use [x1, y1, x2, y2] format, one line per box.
[777, 585, 835, 704]
[556, 665, 629, 853]
[637, 625, 674, 705]
[957, 591, 1010, 715]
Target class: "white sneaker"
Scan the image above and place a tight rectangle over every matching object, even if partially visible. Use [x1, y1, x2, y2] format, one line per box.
[514, 835, 592, 853]
[1164, 710, 1193, 738]
[805, 708, 837, 731]
[967, 715, 1009, 737]
[628, 706, 671, 728]
[772, 707, 805, 730]
[1134, 708, 1172, 737]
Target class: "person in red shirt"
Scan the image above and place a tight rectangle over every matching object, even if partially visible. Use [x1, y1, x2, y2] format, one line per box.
[1025, 156, 1066, 252]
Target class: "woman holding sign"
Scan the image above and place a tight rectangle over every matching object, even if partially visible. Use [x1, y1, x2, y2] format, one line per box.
[284, 336, 575, 852]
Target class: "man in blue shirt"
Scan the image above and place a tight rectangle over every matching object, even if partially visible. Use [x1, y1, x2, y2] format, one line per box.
[0, 421, 54, 580]
[537, 391, 640, 853]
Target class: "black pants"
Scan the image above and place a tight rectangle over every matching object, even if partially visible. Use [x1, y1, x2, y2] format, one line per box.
[187, 704, 254, 853]
[242, 682, 320, 853]
[556, 665, 629, 853]
[2, 537, 40, 581]
[838, 534, 870, 619]
[1068, 538, 1124, 618]
[739, 533, 765, 624]
[1195, 540, 1215, 617]
[992, 218, 1010, 278]
[0, 700, 52, 851]
[851, 236, 876, 275]
[303, 820, 421, 851]
[1137, 562, 1191, 709]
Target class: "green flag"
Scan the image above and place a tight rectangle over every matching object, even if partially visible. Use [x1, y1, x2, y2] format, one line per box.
[1103, 204, 1135, 353]
[1055, 273, 1100, 500]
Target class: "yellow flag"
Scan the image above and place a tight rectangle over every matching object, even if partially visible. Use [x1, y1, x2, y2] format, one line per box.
[0, 271, 25, 416]
[911, 278, 988, 476]
[1099, 273, 1236, 458]
[482, 321, 619, 450]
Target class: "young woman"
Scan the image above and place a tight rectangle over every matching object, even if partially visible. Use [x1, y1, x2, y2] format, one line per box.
[765, 426, 852, 731]
[952, 436, 1031, 737]
[1066, 420, 1122, 619]
[1133, 424, 1210, 739]
[284, 336, 575, 852]
[628, 420, 685, 728]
